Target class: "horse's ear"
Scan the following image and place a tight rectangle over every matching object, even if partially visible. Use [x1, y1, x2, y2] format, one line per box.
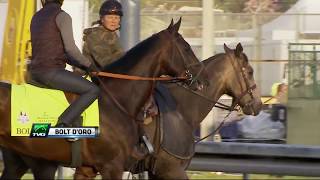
[224, 43, 232, 54]
[167, 18, 174, 30]
[235, 43, 243, 57]
[171, 17, 182, 33]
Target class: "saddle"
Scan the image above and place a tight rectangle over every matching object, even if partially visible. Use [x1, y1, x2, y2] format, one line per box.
[143, 83, 195, 159]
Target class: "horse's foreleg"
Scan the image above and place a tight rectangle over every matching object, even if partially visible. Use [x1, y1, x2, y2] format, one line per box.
[151, 150, 189, 179]
[74, 166, 98, 180]
[1, 148, 29, 180]
[1, 166, 28, 180]
[22, 156, 58, 180]
[100, 163, 124, 180]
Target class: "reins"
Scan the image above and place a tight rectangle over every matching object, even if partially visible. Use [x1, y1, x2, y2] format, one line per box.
[177, 83, 234, 111]
[194, 52, 258, 143]
[93, 71, 188, 81]
[89, 30, 197, 121]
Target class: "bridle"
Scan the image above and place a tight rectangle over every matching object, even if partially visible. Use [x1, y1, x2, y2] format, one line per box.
[227, 52, 257, 113]
[167, 32, 198, 85]
[194, 52, 258, 143]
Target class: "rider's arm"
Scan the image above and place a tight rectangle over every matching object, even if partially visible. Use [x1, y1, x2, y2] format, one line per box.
[56, 11, 92, 69]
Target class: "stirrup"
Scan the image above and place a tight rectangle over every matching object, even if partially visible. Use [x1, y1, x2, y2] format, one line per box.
[142, 135, 154, 154]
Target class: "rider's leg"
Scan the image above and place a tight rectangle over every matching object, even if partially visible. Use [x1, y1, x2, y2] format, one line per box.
[31, 69, 100, 126]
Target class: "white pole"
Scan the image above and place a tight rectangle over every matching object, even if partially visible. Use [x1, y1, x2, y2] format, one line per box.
[201, 0, 215, 141]
[202, 0, 214, 59]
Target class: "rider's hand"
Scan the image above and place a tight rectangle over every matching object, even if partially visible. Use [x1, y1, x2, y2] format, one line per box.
[73, 67, 87, 76]
[84, 64, 100, 77]
[86, 64, 100, 75]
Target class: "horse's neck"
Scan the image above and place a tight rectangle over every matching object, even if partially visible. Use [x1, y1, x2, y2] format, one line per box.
[99, 76, 154, 118]
[170, 57, 228, 129]
[100, 39, 164, 117]
[193, 77, 225, 127]
[194, 59, 228, 126]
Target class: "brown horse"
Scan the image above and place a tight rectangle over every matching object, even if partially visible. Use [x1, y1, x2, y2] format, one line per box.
[0, 43, 261, 179]
[0, 19, 206, 179]
[65, 43, 263, 179]
[0, 43, 262, 179]
[144, 43, 262, 179]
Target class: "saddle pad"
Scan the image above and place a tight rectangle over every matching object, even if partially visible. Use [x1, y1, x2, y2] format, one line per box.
[11, 84, 99, 136]
[154, 83, 195, 159]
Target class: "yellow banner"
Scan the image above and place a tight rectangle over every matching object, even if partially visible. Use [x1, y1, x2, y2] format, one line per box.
[0, 0, 35, 84]
[11, 84, 99, 136]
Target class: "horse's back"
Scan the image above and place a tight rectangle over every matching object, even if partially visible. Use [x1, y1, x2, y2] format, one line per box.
[0, 81, 11, 89]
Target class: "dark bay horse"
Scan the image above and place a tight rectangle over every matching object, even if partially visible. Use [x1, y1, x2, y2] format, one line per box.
[52, 43, 263, 180]
[144, 43, 262, 179]
[0, 43, 262, 179]
[0, 19, 205, 179]
[69, 43, 262, 179]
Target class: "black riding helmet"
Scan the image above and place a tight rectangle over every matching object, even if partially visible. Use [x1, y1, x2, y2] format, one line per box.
[99, 0, 123, 17]
[41, 0, 64, 6]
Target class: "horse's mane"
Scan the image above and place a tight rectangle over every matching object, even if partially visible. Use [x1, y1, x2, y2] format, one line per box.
[202, 50, 249, 65]
[102, 31, 164, 74]
[202, 53, 225, 64]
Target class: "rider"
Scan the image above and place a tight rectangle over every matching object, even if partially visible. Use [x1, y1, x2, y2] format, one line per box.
[29, 0, 100, 135]
[79, 0, 154, 157]
[82, 0, 123, 70]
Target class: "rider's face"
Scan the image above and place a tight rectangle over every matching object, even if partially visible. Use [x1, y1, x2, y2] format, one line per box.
[101, 14, 121, 31]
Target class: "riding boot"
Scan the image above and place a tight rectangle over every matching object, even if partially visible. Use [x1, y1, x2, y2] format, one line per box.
[55, 116, 83, 142]
[55, 116, 83, 127]
[71, 116, 83, 127]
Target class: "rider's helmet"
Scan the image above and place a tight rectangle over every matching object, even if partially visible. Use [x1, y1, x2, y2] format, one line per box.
[99, 0, 123, 17]
[41, 0, 64, 6]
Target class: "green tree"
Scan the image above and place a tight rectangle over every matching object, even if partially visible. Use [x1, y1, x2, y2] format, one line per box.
[277, 0, 298, 12]
[215, 0, 248, 13]
[243, 0, 298, 13]
[89, 0, 103, 13]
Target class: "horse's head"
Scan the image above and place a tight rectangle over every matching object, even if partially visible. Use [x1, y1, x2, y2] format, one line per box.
[101, 18, 207, 92]
[158, 18, 208, 90]
[223, 43, 262, 115]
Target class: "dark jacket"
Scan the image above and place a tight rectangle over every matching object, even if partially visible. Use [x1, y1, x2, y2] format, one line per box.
[82, 26, 123, 69]
[30, 3, 66, 72]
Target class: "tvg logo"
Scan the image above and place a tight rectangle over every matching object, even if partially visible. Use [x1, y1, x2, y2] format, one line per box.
[30, 123, 50, 138]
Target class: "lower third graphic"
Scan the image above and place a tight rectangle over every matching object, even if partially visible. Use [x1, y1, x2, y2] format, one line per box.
[30, 123, 99, 138]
